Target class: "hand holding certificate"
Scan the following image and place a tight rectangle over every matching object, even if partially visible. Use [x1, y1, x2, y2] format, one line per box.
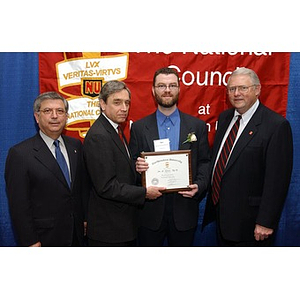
[140, 150, 192, 193]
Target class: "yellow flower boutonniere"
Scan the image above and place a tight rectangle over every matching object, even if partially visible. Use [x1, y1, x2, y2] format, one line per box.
[183, 132, 197, 144]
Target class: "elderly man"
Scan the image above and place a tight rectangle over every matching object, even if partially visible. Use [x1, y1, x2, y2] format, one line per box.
[203, 67, 293, 246]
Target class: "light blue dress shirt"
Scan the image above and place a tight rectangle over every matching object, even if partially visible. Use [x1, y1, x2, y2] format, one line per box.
[156, 108, 180, 151]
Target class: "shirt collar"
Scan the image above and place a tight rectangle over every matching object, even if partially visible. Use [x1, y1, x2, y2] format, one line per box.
[102, 113, 119, 132]
[39, 130, 65, 148]
[234, 99, 260, 123]
[156, 108, 180, 126]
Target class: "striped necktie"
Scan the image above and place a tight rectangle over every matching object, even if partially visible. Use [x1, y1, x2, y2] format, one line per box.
[53, 140, 71, 188]
[211, 115, 241, 205]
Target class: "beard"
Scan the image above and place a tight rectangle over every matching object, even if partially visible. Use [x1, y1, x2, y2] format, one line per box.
[154, 91, 179, 108]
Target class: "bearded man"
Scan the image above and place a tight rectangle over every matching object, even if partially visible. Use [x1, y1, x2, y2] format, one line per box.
[129, 67, 211, 246]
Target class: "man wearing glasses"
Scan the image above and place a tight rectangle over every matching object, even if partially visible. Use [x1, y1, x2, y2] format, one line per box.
[203, 67, 293, 246]
[130, 67, 211, 246]
[5, 92, 89, 246]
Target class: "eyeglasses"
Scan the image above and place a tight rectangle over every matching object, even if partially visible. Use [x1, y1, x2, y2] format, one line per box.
[154, 84, 179, 91]
[227, 85, 256, 94]
[39, 108, 67, 116]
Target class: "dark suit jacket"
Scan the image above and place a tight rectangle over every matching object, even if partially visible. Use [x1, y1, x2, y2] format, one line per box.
[129, 110, 211, 231]
[83, 114, 146, 243]
[5, 133, 89, 246]
[203, 103, 293, 242]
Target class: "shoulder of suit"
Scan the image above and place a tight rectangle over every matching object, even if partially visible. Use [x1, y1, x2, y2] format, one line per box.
[260, 103, 287, 119]
[219, 108, 235, 118]
[85, 116, 106, 135]
[8, 133, 40, 151]
[62, 135, 82, 146]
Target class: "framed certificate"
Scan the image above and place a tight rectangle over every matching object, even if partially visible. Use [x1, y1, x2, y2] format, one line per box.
[141, 150, 192, 193]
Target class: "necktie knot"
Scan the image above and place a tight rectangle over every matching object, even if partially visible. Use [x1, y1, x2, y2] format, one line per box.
[53, 139, 60, 148]
[117, 126, 124, 142]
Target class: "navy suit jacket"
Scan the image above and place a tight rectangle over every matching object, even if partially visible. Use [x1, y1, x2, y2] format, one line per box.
[129, 110, 211, 231]
[5, 133, 89, 246]
[203, 103, 293, 242]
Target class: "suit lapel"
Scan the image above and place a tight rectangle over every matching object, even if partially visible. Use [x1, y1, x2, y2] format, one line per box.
[224, 105, 262, 173]
[63, 136, 78, 189]
[144, 113, 159, 152]
[100, 114, 135, 173]
[33, 134, 69, 188]
[178, 112, 194, 150]
[212, 110, 234, 167]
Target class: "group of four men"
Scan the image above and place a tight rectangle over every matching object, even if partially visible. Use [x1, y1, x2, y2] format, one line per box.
[5, 67, 293, 247]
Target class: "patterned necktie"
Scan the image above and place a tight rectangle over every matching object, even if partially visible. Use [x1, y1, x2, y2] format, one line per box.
[211, 115, 241, 205]
[53, 140, 71, 188]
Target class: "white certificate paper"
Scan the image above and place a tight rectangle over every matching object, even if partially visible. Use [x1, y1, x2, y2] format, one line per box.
[141, 150, 192, 192]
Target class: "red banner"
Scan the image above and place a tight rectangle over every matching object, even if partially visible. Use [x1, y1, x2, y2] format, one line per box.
[39, 52, 290, 146]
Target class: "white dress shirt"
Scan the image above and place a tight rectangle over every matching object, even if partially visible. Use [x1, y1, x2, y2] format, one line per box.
[39, 130, 71, 176]
[212, 100, 260, 181]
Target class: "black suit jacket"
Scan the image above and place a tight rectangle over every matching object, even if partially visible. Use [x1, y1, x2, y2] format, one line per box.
[129, 110, 211, 231]
[83, 114, 146, 243]
[5, 133, 89, 246]
[203, 103, 293, 242]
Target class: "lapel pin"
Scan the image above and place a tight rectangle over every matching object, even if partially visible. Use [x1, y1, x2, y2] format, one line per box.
[74, 150, 77, 153]
[249, 131, 253, 135]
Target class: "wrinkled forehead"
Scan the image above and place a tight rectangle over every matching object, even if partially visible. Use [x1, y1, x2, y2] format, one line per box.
[228, 74, 253, 86]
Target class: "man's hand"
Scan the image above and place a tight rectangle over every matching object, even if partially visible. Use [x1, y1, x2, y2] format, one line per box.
[136, 157, 149, 174]
[254, 224, 274, 241]
[146, 186, 166, 200]
[178, 184, 198, 198]
[29, 241, 41, 247]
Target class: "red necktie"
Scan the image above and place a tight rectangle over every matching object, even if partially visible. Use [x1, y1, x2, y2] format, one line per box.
[211, 115, 241, 205]
[117, 126, 124, 143]
[117, 126, 130, 157]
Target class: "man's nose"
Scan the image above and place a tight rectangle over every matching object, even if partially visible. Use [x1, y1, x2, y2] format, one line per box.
[120, 102, 128, 110]
[234, 87, 241, 96]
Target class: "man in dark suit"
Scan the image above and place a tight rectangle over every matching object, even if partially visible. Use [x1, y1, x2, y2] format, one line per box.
[5, 92, 89, 246]
[129, 67, 211, 246]
[83, 80, 163, 247]
[203, 67, 293, 246]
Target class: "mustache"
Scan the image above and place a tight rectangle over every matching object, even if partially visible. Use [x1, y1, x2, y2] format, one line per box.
[161, 92, 173, 96]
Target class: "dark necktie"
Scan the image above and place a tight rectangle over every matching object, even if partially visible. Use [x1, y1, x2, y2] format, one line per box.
[117, 126, 130, 157]
[211, 115, 241, 205]
[117, 125, 124, 143]
[53, 140, 71, 188]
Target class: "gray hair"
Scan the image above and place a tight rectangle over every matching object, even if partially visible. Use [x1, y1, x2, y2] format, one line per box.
[33, 91, 68, 113]
[98, 80, 131, 104]
[228, 67, 261, 86]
